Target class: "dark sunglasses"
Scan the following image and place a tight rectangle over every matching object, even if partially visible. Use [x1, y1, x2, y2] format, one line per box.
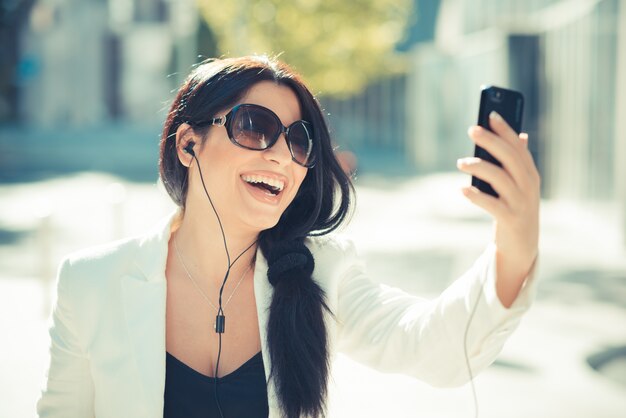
[191, 103, 316, 168]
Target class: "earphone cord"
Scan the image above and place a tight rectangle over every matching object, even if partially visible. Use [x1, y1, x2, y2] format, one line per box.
[463, 270, 488, 418]
[191, 153, 257, 418]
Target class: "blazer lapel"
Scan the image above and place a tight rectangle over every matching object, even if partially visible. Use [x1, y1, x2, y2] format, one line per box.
[118, 210, 281, 413]
[120, 212, 174, 415]
[253, 249, 279, 407]
[121, 276, 167, 413]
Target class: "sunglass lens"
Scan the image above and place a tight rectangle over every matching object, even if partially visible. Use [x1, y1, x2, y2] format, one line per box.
[288, 122, 314, 166]
[231, 107, 278, 149]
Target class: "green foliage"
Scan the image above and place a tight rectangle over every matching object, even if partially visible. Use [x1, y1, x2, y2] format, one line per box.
[197, 0, 413, 96]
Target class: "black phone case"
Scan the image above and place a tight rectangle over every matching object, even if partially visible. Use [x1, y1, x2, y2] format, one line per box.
[472, 86, 524, 198]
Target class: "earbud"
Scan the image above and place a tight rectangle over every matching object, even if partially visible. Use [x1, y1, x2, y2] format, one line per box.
[183, 141, 196, 157]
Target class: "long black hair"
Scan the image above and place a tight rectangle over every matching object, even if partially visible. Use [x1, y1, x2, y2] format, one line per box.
[159, 56, 354, 417]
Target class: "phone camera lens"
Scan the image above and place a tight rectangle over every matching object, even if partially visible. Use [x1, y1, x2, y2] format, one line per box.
[491, 90, 503, 103]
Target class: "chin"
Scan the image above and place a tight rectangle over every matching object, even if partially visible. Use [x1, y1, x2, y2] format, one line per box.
[246, 214, 282, 233]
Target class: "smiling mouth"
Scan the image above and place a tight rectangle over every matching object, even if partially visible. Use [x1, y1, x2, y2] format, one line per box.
[241, 175, 284, 196]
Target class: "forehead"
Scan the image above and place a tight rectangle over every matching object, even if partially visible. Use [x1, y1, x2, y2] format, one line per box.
[239, 81, 303, 125]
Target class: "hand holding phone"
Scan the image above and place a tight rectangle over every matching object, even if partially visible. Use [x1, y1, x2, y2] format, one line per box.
[471, 86, 524, 198]
[459, 85, 540, 308]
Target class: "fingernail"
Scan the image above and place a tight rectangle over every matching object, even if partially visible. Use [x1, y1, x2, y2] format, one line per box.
[457, 157, 475, 167]
[489, 111, 502, 121]
[468, 126, 481, 135]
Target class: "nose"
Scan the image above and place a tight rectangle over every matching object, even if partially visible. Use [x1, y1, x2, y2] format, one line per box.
[262, 133, 292, 165]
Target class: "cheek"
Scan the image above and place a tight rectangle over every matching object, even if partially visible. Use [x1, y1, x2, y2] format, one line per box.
[291, 169, 308, 195]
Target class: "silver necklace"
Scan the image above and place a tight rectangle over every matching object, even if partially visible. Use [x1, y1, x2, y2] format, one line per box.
[174, 237, 253, 313]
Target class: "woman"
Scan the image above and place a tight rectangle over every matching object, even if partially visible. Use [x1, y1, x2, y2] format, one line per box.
[37, 56, 540, 418]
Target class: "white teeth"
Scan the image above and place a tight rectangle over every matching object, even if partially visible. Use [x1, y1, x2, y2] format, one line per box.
[241, 174, 285, 191]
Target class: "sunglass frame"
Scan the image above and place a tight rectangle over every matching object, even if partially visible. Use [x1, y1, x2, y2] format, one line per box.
[202, 103, 316, 168]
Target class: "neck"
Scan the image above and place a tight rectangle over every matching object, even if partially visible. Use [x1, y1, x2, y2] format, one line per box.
[171, 202, 259, 289]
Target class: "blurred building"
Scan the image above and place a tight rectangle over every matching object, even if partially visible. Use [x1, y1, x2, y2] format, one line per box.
[321, 0, 440, 175]
[2, 0, 625, 239]
[325, 0, 624, 241]
[407, 0, 623, 204]
[0, 0, 205, 181]
[7, 0, 200, 126]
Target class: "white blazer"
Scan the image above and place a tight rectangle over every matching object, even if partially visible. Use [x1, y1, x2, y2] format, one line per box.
[37, 210, 538, 417]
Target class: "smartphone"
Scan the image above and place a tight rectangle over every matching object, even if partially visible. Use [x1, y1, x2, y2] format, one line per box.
[472, 86, 524, 198]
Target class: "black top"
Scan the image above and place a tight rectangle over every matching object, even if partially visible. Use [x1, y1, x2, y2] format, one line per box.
[163, 351, 269, 418]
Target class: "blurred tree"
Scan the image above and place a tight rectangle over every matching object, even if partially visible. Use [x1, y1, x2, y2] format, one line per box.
[197, 0, 414, 96]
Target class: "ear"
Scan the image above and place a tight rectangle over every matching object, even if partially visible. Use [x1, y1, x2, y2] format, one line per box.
[175, 123, 197, 167]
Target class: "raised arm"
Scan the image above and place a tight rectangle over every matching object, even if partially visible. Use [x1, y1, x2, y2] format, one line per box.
[335, 239, 538, 387]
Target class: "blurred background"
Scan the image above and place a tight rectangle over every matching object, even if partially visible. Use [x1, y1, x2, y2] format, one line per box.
[1, 0, 625, 417]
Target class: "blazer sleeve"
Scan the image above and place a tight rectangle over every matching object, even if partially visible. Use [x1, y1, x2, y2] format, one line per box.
[37, 258, 95, 418]
[335, 239, 539, 387]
